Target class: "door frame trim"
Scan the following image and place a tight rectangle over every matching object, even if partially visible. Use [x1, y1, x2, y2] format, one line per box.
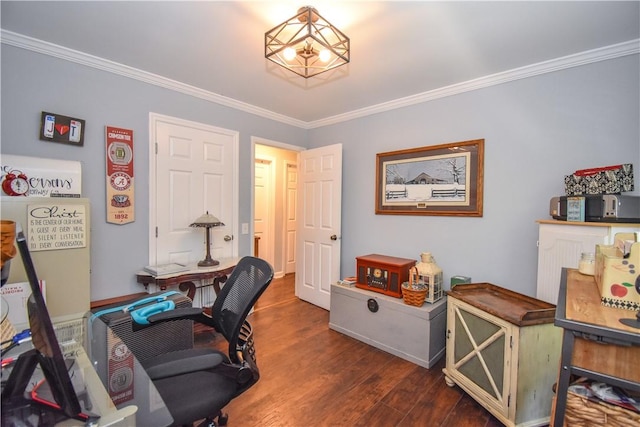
[149, 112, 239, 264]
[250, 136, 304, 272]
[284, 160, 297, 275]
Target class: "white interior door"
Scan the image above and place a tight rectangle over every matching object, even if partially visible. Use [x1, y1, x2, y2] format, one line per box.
[296, 143, 342, 310]
[149, 113, 238, 266]
[285, 162, 297, 274]
[254, 158, 274, 267]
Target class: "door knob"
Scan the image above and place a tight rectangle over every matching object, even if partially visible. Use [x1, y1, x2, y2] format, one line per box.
[224, 235, 233, 242]
[330, 234, 338, 241]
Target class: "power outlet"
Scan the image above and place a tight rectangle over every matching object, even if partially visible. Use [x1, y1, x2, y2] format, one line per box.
[241, 223, 249, 234]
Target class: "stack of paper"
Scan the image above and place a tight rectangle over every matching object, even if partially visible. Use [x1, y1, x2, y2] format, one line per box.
[143, 263, 188, 276]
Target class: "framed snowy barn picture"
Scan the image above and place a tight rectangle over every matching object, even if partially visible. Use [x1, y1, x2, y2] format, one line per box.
[375, 139, 484, 216]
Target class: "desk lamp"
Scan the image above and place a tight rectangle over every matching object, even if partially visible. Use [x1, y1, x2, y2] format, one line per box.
[190, 212, 224, 267]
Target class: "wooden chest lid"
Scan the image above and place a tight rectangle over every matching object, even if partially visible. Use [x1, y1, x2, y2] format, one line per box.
[446, 283, 556, 326]
[355, 253, 416, 267]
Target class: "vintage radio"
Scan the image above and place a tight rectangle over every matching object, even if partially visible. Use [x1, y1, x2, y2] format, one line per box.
[355, 254, 416, 298]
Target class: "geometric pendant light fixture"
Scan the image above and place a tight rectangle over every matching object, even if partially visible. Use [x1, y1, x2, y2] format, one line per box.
[265, 6, 350, 78]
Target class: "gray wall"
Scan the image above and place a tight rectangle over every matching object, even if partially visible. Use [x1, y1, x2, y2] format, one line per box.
[1, 45, 307, 301]
[2, 43, 638, 302]
[310, 55, 639, 296]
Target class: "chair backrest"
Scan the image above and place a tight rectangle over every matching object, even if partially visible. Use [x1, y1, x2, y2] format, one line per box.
[211, 256, 274, 361]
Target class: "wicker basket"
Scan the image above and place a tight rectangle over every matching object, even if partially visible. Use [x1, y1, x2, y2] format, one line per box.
[564, 389, 640, 427]
[401, 267, 427, 306]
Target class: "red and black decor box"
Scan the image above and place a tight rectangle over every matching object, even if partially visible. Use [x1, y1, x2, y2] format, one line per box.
[355, 254, 416, 298]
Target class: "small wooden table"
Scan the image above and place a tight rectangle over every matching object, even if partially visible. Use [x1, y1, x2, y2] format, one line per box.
[553, 268, 640, 426]
[136, 258, 239, 302]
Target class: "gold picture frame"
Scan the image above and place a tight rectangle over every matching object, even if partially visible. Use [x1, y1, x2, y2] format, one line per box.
[375, 139, 484, 216]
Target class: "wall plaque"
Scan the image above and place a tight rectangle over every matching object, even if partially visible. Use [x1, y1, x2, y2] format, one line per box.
[27, 203, 87, 252]
[40, 111, 85, 146]
[105, 126, 135, 224]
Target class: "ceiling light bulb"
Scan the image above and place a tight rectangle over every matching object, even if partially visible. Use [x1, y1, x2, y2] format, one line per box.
[319, 49, 331, 63]
[283, 47, 297, 61]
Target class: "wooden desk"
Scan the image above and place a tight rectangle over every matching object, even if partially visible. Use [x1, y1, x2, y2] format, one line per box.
[553, 268, 640, 426]
[136, 258, 239, 301]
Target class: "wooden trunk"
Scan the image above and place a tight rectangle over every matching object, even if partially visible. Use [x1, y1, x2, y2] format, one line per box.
[329, 283, 447, 368]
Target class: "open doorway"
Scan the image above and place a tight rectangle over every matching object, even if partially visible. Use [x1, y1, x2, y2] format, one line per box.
[253, 139, 301, 279]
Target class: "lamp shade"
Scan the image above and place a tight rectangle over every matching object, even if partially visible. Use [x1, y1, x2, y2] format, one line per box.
[190, 212, 224, 228]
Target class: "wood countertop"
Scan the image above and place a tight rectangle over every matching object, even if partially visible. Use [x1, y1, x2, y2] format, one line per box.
[563, 268, 639, 334]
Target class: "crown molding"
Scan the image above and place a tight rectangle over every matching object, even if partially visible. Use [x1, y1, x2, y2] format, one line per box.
[2, 30, 637, 130]
[307, 39, 640, 129]
[0, 30, 307, 128]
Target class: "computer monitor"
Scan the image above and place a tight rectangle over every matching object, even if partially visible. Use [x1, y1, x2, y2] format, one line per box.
[1, 229, 90, 424]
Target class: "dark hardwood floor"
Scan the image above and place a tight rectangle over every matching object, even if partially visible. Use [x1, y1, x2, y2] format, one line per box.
[194, 274, 504, 427]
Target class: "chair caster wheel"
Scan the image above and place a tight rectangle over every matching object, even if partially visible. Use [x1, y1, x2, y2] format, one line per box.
[217, 413, 229, 426]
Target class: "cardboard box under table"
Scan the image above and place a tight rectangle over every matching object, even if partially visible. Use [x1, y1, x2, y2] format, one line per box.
[329, 283, 447, 368]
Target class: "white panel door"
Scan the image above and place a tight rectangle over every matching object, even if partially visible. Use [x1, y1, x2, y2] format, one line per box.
[254, 158, 274, 266]
[285, 162, 297, 274]
[296, 144, 342, 310]
[150, 114, 238, 266]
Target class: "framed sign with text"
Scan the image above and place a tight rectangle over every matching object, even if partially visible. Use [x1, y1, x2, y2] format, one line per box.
[105, 126, 135, 224]
[27, 203, 87, 252]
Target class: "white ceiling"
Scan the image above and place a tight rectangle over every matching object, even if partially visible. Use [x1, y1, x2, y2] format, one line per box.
[2, 1, 639, 127]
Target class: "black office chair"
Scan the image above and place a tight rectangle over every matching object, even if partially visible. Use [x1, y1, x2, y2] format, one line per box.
[141, 256, 274, 427]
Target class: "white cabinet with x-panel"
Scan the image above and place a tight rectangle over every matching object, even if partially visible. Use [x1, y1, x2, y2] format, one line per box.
[442, 284, 561, 427]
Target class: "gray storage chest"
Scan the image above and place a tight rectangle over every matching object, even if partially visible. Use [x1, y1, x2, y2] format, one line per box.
[329, 284, 447, 368]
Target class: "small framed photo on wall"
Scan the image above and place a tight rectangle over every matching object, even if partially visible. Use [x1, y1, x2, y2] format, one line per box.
[40, 111, 85, 146]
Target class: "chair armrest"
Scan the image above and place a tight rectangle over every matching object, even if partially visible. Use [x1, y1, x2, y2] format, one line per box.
[147, 307, 217, 329]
